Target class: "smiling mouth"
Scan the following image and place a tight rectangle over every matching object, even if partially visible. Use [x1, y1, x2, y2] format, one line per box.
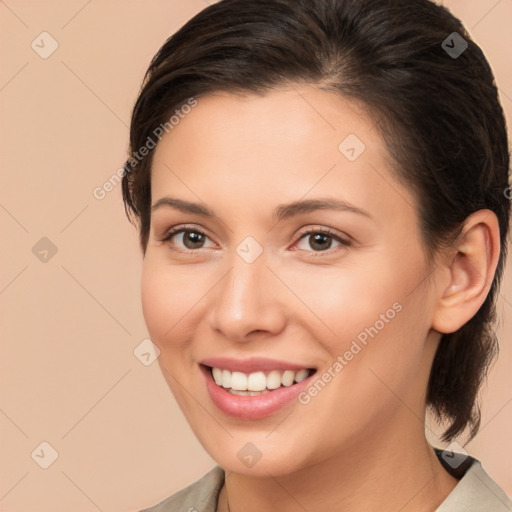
[203, 365, 317, 396]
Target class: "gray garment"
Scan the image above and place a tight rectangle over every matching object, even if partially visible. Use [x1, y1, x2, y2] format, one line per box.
[140, 452, 512, 512]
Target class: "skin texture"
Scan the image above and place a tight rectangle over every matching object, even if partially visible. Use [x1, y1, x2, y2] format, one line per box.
[141, 85, 500, 512]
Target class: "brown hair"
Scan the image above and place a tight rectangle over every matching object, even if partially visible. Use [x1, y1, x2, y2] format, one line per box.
[122, 0, 510, 442]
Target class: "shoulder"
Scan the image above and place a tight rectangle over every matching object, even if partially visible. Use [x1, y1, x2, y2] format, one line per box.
[434, 450, 512, 512]
[138, 465, 225, 512]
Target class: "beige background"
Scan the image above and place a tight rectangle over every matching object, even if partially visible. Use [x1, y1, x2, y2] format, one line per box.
[0, 1, 511, 510]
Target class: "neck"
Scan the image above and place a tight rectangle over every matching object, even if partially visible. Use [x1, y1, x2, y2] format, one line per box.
[218, 424, 458, 512]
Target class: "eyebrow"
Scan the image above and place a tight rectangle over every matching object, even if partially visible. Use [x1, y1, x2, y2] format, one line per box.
[151, 197, 373, 222]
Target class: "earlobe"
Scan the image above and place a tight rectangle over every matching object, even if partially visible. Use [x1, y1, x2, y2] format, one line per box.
[431, 210, 500, 334]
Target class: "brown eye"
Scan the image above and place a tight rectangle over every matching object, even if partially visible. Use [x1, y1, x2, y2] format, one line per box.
[160, 227, 214, 251]
[179, 230, 207, 249]
[305, 233, 333, 251]
[295, 229, 350, 253]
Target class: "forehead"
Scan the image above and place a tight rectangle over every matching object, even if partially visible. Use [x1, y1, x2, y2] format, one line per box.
[150, 86, 416, 227]
[154, 87, 376, 160]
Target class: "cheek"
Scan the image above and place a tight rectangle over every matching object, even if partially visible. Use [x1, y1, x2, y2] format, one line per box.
[141, 262, 167, 342]
[281, 258, 412, 347]
[140, 254, 215, 354]
[296, 250, 430, 380]
[140, 259, 198, 404]
[140, 257, 190, 351]
[322, 261, 431, 405]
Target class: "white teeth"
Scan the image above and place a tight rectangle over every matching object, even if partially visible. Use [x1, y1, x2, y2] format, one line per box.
[230, 371, 247, 391]
[210, 367, 313, 392]
[247, 371, 267, 391]
[294, 369, 309, 383]
[266, 370, 282, 390]
[222, 369, 231, 388]
[212, 367, 223, 386]
[281, 370, 295, 387]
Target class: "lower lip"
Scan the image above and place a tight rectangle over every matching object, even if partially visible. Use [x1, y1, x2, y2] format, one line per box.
[200, 365, 316, 420]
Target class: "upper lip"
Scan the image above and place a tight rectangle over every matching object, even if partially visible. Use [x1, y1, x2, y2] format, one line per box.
[200, 357, 316, 374]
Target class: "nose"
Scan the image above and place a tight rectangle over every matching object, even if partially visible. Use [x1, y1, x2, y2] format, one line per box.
[208, 251, 286, 342]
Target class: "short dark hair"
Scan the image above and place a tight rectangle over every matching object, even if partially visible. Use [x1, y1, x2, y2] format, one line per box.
[122, 0, 510, 442]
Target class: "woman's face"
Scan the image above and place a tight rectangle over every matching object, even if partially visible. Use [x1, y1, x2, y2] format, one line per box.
[142, 86, 442, 476]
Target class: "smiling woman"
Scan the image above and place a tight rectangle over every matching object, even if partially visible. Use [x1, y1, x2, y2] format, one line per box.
[121, 0, 512, 511]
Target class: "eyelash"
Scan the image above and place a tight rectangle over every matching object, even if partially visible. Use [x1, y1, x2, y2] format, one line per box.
[158, 224, 351, 256]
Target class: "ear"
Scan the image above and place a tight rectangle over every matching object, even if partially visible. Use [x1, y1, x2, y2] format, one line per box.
[431, 209, 501, 334]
